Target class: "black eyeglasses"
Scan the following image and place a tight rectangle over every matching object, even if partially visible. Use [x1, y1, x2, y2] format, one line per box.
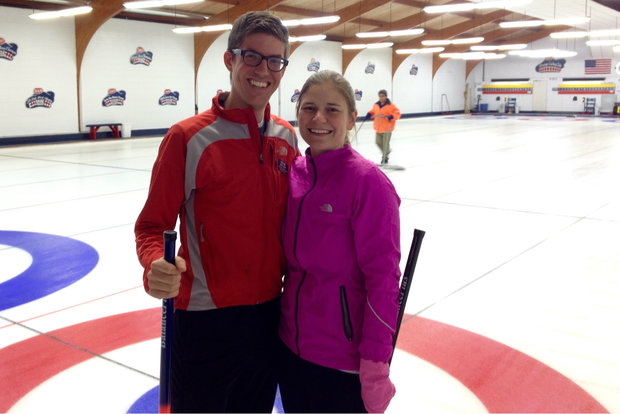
[231, 49, 289, 72]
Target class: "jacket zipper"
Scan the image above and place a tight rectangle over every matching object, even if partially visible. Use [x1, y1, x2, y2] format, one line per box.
[293, 157, 318, 356]
[270, 144, 277, 201]
[258, 118, 265, 164]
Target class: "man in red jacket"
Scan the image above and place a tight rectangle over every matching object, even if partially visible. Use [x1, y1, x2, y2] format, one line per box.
[366, 89, 401, 165]
[135, 11, 298, 413]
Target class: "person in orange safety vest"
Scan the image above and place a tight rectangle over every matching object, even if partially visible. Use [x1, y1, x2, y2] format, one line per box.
[365, 89, 401, 165]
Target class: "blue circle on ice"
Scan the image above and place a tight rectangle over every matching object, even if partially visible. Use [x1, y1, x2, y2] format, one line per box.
[127, 385, 285, 413]
[0, 230, 99, 311]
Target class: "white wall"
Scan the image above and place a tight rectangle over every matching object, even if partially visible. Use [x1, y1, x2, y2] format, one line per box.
[196, 32, 231, 113]
[344, 47, 393, 117]
[279, 40, 343, 121]
[0, 6, 78, 138]
[433, 58, 465, 113]
[80, 18, 195, 133]
[466, 36, 620, 113]
[393, 54, 434, 114]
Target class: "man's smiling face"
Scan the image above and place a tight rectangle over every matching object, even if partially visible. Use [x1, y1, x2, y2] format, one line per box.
[224, 33, 287, 120]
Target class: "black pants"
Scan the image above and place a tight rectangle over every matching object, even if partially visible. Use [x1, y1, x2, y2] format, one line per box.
[278, 340, 367, 413]
[170, 298, 280, 413]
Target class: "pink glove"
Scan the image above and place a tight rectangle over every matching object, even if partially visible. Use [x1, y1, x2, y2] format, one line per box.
[359, 358, 396, 413]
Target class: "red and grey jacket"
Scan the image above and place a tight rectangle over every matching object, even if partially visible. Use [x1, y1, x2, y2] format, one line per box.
[135, 92, 298, 310]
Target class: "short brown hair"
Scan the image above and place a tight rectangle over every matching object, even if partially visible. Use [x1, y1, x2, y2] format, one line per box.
[227, 11, 290, 58]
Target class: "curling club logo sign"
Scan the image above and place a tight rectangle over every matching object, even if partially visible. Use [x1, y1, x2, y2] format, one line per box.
[159, 89, 179, 105]
[354, 89, 363, 101]
[365, 62, 375, 74]
[102, 88, 126, 107]
[25, 88, 55, 108]
[291, 89, 300, 103]
[307, 58, 320, 72]
[535, 58, 566, 73]
[410, 64, 418, 76]
[0, 37, 18, 61]
[130, 47, 153, 66]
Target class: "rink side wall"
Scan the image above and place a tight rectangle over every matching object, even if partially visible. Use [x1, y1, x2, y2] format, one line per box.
[1, 5, 619, 145]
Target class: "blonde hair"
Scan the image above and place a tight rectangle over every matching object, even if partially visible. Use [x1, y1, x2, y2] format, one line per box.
[296, 70, 357, 144]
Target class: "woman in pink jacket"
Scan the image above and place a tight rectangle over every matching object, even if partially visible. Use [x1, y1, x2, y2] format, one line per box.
[278, 70, 401, 413]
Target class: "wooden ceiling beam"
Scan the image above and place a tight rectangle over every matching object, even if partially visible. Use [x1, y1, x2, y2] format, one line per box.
[74, 0, 125, 128]
[395, 9, 508, 50]
[116, 11, 206, 26]
[392, 0, 429, 9]
[269, 5, 328, 18]
[289, 0, 390, 39]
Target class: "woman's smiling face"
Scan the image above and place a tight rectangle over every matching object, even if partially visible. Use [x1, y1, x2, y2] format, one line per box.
[297, 82, 356, 156]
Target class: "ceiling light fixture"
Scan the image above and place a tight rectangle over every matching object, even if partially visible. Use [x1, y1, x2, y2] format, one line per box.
[422, 37, 484, 46]
[420, 39, 451, 46]
[29, 6, 93, 20]
[172, 23, 232, 34]
[550, 31, 588, 39]
[356, 31, 389, 38]
[424, 0, 531, 14]
[541, 17, 592, 26]
[585, 39, 620, 46]
[551, 28, 620, 39]
[366, 42, 395, 49]
[500, 17, 590, 28]
[451, 37, 485, 44]
[124, 0, 203, 8]
[470, 44, 527, 51]
[124, 8, 206, 19]
[282, 15, 340, 27]
[475, 0, 532, 9]
[390, 29, 425, 37]
[508, 48, 578, 58]
[341, 42, 393, 50]
[424, 3, 475, 13]
[341, 44, 367, 50]
[290, 34, 327, 42]
[499, 20, 544, 28]
[356, 28, 424, 38]
[589, 28, 620, 37]
[395, 47, 445, 54]
[440, 52, 506, 60]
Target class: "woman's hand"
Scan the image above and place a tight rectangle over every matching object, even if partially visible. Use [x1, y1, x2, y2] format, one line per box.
[359, 358, 396, 413]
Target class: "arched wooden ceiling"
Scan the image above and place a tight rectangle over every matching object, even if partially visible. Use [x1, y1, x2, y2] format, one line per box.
[4, 0, 618, 75]
[3, 0, 618, 100]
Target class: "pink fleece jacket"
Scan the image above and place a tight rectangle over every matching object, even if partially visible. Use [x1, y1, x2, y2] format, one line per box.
[279, 144, 401, 371]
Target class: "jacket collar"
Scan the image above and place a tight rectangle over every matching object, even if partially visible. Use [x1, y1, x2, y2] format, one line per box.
[375, 98, 391, 107]
[305, 144, 353, 168]
[212, 91, 272, 125]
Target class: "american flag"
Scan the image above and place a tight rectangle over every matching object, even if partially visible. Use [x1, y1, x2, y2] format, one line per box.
[585, 59, 611, 75]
